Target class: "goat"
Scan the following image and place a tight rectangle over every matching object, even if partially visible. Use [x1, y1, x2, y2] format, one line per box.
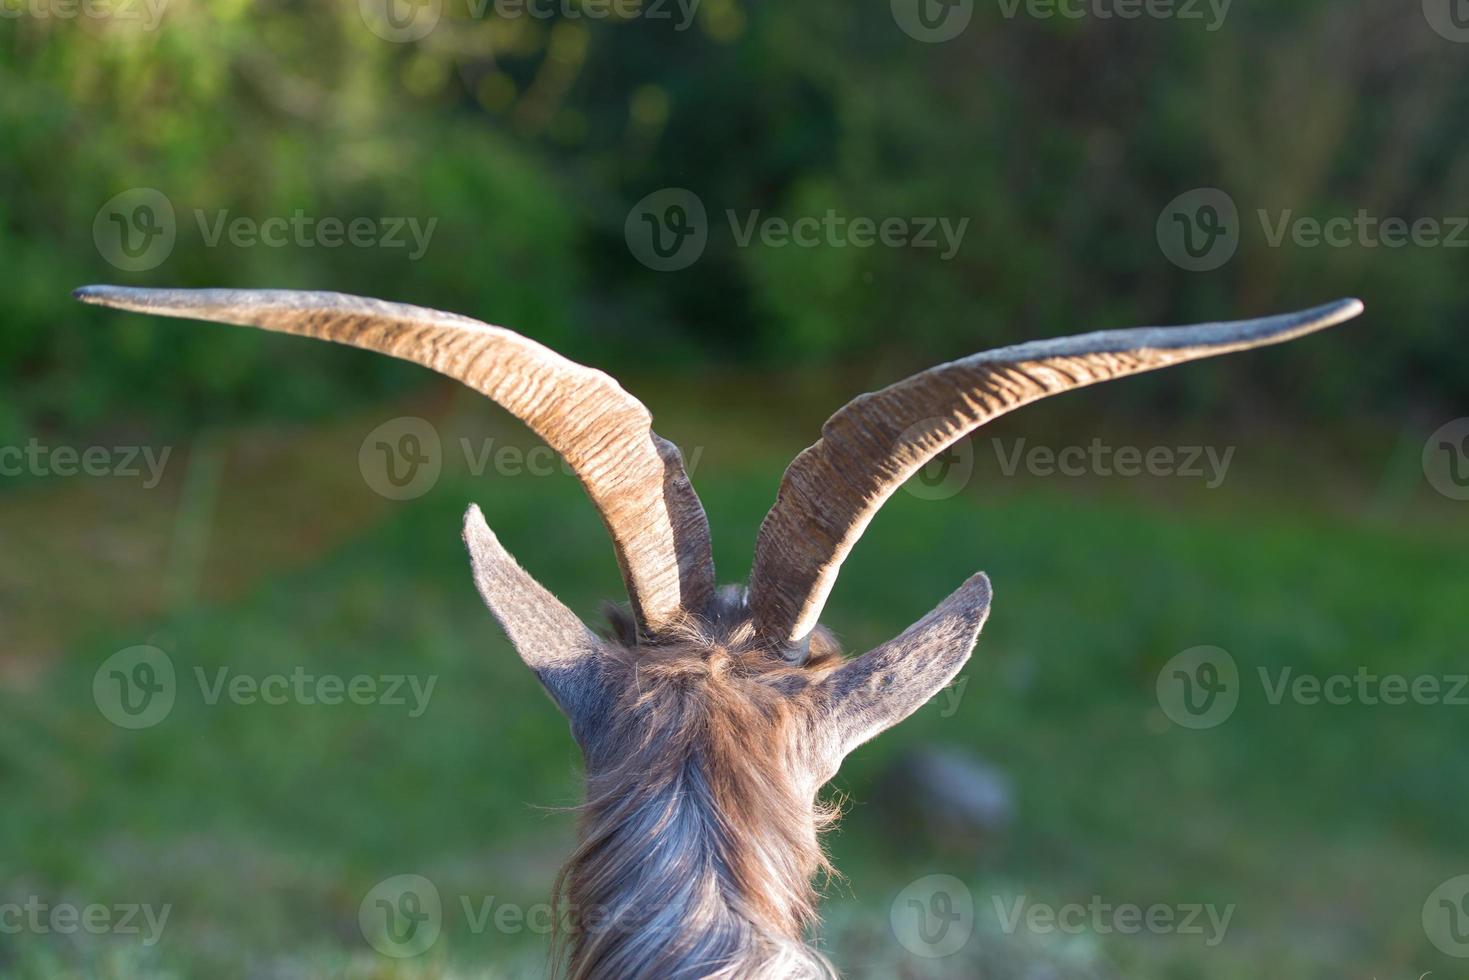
[75, 284, 1362, 978]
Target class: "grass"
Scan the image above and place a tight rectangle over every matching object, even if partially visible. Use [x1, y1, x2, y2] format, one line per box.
[1, 386, 1466, 978]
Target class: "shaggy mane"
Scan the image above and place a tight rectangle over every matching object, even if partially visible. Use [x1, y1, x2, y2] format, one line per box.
[550, 595, 846, 979]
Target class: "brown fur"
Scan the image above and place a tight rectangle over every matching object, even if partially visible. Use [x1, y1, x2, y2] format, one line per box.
[551, 599, 847, 979]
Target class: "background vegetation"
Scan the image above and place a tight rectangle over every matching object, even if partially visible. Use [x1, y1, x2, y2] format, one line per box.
[2, 0, 1466, 977]
[4, 0, 1469, 436]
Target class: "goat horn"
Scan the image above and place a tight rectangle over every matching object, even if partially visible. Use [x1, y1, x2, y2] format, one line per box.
[74, 285, 715, 635]
[747, 298, 1365, 647]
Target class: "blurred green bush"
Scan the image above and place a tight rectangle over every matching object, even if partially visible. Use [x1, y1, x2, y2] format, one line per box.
[2, 0, 1465, 435]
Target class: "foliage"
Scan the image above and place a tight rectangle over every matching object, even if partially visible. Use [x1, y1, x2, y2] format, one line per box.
[2, 0, 1467, 434]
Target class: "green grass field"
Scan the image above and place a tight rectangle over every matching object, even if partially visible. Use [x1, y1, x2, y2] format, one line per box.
[2, 388, 1465, 979]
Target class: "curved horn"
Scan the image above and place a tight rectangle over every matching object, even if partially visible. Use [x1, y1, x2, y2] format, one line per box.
[747, 298, 1364, 647]
[74, 285, 715, 635]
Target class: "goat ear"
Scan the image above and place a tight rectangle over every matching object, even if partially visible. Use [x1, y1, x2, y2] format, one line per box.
[462, 505, 608, 740]
[818, 573, 993, 759]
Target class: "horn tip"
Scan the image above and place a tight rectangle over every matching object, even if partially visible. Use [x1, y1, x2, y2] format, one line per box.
[74, 284, 164, 312]
[1321, 296, 1365, 323]
[74, 284, 120, 306]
